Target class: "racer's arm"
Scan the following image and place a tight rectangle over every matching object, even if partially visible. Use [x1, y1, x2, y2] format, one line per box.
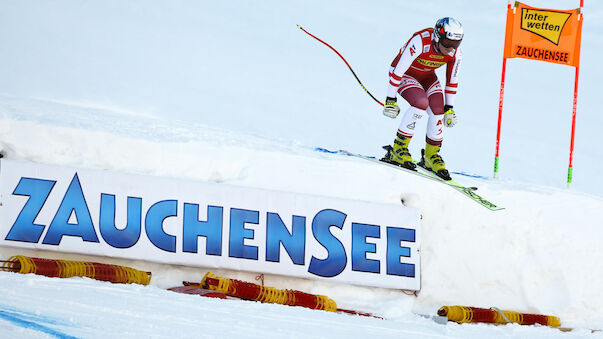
[444, 47, 462, 107]
[386, 34, 423, 98]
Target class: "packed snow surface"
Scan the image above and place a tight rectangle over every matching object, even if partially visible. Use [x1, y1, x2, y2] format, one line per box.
[1, 0, 602, 338]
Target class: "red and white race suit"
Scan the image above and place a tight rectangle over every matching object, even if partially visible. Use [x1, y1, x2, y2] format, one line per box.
[387, 28, 462, 144]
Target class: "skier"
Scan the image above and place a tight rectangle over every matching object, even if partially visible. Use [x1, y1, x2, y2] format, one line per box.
[382, 17, 463, 180]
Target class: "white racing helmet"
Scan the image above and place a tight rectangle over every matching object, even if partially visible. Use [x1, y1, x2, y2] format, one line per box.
[433, 17, 463, 49]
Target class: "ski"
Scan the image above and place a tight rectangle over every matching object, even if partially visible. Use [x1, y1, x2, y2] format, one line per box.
[337, 149, 460, 187]
[333, 148, 504, 211]
[416, 165, 504, 211]
[316, 147, 486, 180]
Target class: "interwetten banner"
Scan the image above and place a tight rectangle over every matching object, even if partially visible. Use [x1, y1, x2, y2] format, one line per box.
[495, 1, 584, 186]
[503, 1, 582, 67]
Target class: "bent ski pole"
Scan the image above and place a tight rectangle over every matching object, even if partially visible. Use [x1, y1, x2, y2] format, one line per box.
[297, 25, 383, 106]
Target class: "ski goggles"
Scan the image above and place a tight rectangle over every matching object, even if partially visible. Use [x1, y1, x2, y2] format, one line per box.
[440, 37, 462, 49]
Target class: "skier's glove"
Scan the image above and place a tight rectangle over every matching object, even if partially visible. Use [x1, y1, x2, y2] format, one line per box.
[443, 105, 457, 127]
[383, 97, 400, 118]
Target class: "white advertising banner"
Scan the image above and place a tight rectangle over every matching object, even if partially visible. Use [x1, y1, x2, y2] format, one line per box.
[0, 159, 421, 290]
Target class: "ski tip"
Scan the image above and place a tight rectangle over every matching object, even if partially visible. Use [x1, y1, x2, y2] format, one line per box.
[337, 149, 355, 157]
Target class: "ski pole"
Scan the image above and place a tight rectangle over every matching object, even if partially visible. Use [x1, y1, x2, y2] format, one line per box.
[297, 25, 383, 106]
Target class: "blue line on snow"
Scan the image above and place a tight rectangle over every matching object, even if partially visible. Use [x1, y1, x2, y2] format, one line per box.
[314, 147, 338, 154]
[0, 307, 77, 339]
[449, 172, 490, 180]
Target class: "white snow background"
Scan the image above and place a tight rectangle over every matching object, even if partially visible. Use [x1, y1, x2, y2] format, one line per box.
[0, 0, 602, 338]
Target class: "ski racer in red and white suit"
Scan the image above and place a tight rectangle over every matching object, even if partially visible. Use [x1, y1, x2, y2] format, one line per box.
[382, 17, 463, 179]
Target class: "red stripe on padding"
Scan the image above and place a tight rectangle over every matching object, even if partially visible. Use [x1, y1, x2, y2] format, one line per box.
[397, 129, 413, 137]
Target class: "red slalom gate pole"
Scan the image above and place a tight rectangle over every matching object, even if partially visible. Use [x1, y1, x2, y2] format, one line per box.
[568, 0, 584, 188]
[297, 25, 383, 106]
[494, 57, 507, 179]
[494, 1, 514, 179]
[568, 65, 579, 187]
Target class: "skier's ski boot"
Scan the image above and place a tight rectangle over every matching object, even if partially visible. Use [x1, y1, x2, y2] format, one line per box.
[421, 143, 451, 180]
[381, 134, 416, 170]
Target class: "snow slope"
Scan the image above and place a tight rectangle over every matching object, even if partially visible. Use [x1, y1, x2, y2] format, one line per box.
[0, 99, 602, 338]
[1, 0, 602, 193]
[1, 0, 602, 338]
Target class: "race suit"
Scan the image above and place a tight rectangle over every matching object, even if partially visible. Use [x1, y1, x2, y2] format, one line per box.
[387, 27, 462, 145]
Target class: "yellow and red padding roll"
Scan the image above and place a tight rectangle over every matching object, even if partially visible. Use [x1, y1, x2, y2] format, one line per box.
[438, 305, 561, 327]
[196, 272, 337, 312]
[1, 255, 151, 285]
